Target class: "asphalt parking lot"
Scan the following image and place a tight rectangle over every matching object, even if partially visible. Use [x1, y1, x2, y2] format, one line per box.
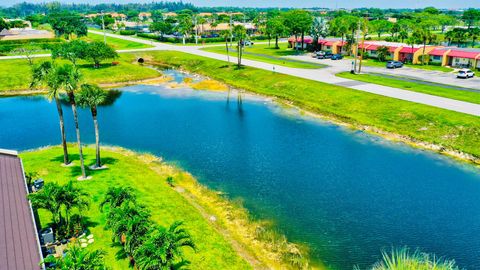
[288, 55, 480, 90]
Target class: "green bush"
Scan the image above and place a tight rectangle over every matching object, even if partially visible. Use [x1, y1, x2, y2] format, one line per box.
[119, 30, 136, 36]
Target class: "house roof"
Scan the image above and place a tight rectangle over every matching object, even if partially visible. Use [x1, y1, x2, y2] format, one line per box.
[448, 49, 480, 59]
[429, 48, 449, 56]
[0, 150, 43, 270]
[400, 47, 420, 53]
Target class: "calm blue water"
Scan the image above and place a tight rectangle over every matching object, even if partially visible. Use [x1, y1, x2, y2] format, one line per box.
[1, 83, 480, 269]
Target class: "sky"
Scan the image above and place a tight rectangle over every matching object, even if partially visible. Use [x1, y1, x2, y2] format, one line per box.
[2, 0, 480, 9]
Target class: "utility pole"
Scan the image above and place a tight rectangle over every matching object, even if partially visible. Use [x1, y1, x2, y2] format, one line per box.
[358, 16, 368, 74]
[353, 20, 360, 74]
[101, 11, 106, 45]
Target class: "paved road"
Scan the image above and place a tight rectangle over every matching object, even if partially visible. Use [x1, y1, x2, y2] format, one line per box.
[4, 30, 480, 117]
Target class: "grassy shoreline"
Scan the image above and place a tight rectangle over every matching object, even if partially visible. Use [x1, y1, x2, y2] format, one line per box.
[140, 50, 480, 163]
[336, 71, 480, 104]
[22, 145, 317, 269]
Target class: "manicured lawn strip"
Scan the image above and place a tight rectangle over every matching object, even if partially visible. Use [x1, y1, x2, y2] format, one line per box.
[201, 44, 324, 69]
[83, 32, 153, 50]
[21, 146, 251, 270]
[336, 71, 480, 104]
[0, 53, 160, 92]
[352, 57, 454, 72]
[146, 51, 480, 157]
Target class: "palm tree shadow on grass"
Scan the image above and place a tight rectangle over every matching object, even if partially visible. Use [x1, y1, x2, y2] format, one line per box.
[51, 154, 80, 163]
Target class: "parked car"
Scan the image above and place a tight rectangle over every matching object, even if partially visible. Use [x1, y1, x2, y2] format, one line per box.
[386, 61, 403, 69]
[331, 54, 343, 60]
[457, 69, 475, 79]
[317, 51, 333, 59]
[242, 40, 254, 46]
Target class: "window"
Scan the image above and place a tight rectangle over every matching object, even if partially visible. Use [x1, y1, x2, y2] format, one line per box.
[433, 56, 441, 60]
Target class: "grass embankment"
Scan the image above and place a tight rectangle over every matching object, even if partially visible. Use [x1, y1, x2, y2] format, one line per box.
[23, 146, 313, 269]
[202, 43, 325, 69]
[83, 32, 153, 50]
[0, 53, 159, 93]
[22, 146, 251, 269]
[144, 51, 480, 160]
[354, 57, 454, 72]
[336, 71, 480, 104]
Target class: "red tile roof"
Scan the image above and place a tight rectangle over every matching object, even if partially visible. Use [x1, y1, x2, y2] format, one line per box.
[448, 50, 480, 59]
[324, 41, 336, 46]
[0, 151, 43, 270]
[429, 49, 448, 56]
[400, 47, 419, 53]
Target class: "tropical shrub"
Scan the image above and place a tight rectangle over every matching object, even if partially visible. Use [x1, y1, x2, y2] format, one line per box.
[43, 243, 106, 269]
[357, 248, 460, 270]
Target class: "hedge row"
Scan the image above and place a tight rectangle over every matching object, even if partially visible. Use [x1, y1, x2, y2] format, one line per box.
[119, 30, 136, 36]
[136, 33, 269, 44]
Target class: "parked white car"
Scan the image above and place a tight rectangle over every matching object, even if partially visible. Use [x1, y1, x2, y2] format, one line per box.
[457, 69, 475, 79]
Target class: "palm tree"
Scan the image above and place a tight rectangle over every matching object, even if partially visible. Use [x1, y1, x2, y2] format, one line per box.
[43, 244, 106, 270]
[57, 64, 87, 179]
[376, 46, 390, 62]
[61, 180, 89, 231]
[233, 25, 247, 68]
[134, 222, 196, 270]
[76, 84, 107, 169]
[105, 202, 150, 245]
[30, 61, 70, 165]
[399, 29, 409, 43]
[100, 186, 137, 211]
[220, 30, 231, 63]
[28, 182, 64, 227]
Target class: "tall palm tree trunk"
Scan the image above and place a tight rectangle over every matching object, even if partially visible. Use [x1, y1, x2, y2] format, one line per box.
[92, 107, 101, 168]
[55, 97, 70, 165]
[69, 93, 87, 179]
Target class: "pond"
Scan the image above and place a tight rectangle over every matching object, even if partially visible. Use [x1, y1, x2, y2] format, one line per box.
[1, 74, 480, 269]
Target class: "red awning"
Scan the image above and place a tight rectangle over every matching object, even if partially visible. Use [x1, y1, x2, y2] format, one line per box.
[429, 49, 448, 56]
[318, 39, 328, 44]
[448, 50, 480, 59]
[400, 47, 419, 54]
[324, 41, 336, 46]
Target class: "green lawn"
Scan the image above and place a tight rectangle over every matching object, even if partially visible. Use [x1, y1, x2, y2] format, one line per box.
[83, 32, 153, 50]
[336, 72, 480, 104]
[21, 146, 251, 269]
[0, 53, 160, 92]
[353, 57, 454, 72]
[145, 51, 480, 158]
[202, 43, 325, 69]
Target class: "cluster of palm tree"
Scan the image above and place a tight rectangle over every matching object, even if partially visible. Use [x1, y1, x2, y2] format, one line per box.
[101, 186, 196, 269]
[30, 55, 108, 179]
[43, 243, 106, 270]
[28, 181, 89, 239]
